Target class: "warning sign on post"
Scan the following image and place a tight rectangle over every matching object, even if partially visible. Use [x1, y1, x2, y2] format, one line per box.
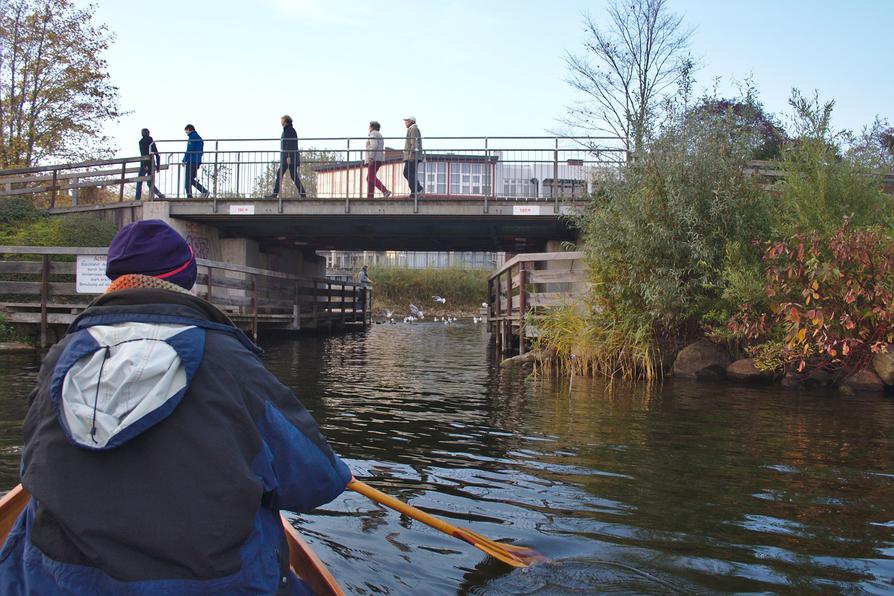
[76, 255, 111, 294]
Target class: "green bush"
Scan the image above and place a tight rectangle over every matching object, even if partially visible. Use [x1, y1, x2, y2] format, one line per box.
[2, 214, 117, 247]
[0, 198, 45, 225]
[366, 267, 489, 312]
[569, 92, 773, 375]
[773, 91, 892, 237]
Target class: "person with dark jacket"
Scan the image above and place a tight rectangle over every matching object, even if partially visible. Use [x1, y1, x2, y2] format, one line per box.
[182, 124, 209, 198]
[266, 115, 306, 198]
[136, 128, 165, 199]
[0, 220, 351, 595]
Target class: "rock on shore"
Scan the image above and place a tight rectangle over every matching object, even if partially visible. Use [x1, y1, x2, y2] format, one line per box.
[672, 339, 731, 380]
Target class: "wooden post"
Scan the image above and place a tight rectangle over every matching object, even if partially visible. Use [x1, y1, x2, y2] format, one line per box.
[39, 256, 49, 349]
[50, 170, 58, 209]
[518, 265, 527, 355]
[119, 162, 127, 201]
[504, 266, 513, 353]
[312, 280, 319, 328]
[292, 281, 301, 330]
[251, 275, 258, 341]
[492, 275, 501, 351]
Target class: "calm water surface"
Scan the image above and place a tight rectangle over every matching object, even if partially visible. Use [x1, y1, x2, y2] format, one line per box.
[1, 322, 893, 594]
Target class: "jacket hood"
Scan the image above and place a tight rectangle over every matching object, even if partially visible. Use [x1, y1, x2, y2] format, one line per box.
[50, 321, 205, 450]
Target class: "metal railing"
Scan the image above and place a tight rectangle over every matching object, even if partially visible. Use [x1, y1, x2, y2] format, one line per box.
[0, 136, 628, 208]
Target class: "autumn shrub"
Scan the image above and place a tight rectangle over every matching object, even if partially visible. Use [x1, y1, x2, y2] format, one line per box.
[729, 222, 894, 381]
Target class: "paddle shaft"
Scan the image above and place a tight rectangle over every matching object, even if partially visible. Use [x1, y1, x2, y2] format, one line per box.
[347, 480, 476, 546]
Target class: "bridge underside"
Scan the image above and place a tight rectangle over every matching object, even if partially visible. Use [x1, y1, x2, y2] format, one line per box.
[167, 198, 580, 252]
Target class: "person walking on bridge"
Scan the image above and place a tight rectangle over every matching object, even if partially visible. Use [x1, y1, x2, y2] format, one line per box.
[182, 124, 209, 198]
[365, 121, 391, 198]
[402, 116, 424, 198]
[266, 114, 307, 199]
[135, 128, 165, 199]
[0, 219, 351, 595]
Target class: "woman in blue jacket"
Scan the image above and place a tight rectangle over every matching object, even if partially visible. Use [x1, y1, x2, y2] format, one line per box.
[0, 220, 351, 594]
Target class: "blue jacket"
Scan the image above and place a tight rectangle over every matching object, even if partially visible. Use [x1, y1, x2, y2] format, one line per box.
[183, 131, 204, 165]
[0, 289, 351, 595]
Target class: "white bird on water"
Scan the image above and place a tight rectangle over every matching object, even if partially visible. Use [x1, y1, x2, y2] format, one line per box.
[432, 296, 446, 304]
[385, 309, 394, 319]
[409, 304, 424, 319]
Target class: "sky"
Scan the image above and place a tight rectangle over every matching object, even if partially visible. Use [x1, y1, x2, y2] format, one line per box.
[87, 0, 893, 154]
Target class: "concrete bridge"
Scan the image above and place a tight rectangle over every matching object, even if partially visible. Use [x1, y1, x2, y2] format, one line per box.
[0, 136, 626, 277]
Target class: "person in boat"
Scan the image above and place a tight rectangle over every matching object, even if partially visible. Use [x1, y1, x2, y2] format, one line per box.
[0, 220, 351, 595]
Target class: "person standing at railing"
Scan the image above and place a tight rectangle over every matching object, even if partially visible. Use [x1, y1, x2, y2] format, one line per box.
[358, 264, 373, 311]
[136, 128, 165, 199]
[182, 124, 209, 198]
[402, 116, 424, 198]
[266, 114, 306, 199]
[364, 121, 391, 198]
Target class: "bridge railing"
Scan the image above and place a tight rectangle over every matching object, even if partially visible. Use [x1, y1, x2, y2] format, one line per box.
[0, 246, 370, 347]
[0, 137, 628, 206]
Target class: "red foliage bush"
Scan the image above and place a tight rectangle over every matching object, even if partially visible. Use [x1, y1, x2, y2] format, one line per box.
[730, 221, 894, 380]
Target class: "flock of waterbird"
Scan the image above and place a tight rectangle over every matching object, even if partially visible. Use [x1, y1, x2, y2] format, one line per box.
[378, 297, 485, 325]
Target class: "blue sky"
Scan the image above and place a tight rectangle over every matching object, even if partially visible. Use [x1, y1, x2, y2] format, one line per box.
[91, 0, 892, 153]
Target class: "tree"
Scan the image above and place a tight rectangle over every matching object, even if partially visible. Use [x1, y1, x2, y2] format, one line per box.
[0, 0, 121, 168]
[686, 95, 786, 160]
[564, 0, 693, 155]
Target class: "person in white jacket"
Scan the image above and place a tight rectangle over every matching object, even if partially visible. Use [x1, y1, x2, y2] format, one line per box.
[364, 121, 391, 198]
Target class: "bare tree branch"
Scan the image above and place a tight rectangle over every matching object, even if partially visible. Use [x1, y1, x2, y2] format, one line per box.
[562, 0, 694, 154]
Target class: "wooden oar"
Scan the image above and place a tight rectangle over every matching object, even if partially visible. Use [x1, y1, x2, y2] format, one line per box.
[348, 479, 546, 568]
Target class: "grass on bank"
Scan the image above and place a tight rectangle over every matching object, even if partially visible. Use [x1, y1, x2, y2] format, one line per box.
[367, 266, 489, 315]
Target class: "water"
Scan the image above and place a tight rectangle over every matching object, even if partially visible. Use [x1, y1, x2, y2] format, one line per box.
[1, 323, 893, 594]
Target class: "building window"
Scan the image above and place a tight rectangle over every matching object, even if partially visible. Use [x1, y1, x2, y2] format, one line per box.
[424, 162, 447, 195]
[502, 178, 535, 198]
[449, 162, 491, 196]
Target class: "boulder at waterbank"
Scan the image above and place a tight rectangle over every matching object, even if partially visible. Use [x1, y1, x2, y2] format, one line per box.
[672, 339, 731, 380]
[726, 358, 776, 383]
[872, 347, 894, 385]
[842, 368, 885, 393]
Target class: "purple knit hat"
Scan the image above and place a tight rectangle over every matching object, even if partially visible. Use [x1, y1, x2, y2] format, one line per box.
[106, 220, 197, 290]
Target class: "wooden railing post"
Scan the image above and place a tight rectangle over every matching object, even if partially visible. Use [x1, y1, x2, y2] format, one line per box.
[292, 281, 301, 329]
[518, 264, 527, 355]
[251, 274, 258, 341]
[119, 162, 127, 201]
[312, 280, 319, 327]
[50, 170, 58, 209]
[39, 256, 49, 349]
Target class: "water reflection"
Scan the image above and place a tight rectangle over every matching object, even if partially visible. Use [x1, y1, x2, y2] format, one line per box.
[0, 323, 892, 594]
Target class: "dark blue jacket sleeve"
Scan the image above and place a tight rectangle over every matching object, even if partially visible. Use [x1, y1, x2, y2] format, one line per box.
[238, 354, 351, 512]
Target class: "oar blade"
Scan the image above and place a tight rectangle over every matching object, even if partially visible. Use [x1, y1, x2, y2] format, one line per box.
[458, 526, 548, 568]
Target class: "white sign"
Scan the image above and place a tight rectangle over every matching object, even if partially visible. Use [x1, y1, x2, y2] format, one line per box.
[229, 205, 255, 215]
[76, 255, 111, 294]
[513, 205, 541, 216]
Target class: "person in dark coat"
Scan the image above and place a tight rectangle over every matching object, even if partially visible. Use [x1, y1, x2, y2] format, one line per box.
[182, 124, 209, 198]
[266, 115, 307, 198]
[0, 220, 351, 595]
[136, 128, 165, 199]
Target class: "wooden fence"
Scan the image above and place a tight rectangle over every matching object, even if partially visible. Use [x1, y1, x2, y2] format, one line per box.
[0, 157, 160, 207]
[0, 247, 369, 347]
[487, 251, 588, 356]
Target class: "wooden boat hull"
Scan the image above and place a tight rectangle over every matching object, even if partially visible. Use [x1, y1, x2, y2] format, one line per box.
[0, 485, 343, 596]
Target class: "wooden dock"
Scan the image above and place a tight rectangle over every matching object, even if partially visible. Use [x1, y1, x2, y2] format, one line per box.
[487, 251, 589, 356]
[0, 247, 370, 347]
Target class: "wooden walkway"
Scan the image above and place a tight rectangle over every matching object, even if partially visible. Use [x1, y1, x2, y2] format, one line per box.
[0, 247, 370, 347]
[487, 251, 588, 356]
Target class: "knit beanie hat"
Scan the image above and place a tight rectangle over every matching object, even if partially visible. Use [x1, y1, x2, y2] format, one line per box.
[106, 220, 197, 290]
